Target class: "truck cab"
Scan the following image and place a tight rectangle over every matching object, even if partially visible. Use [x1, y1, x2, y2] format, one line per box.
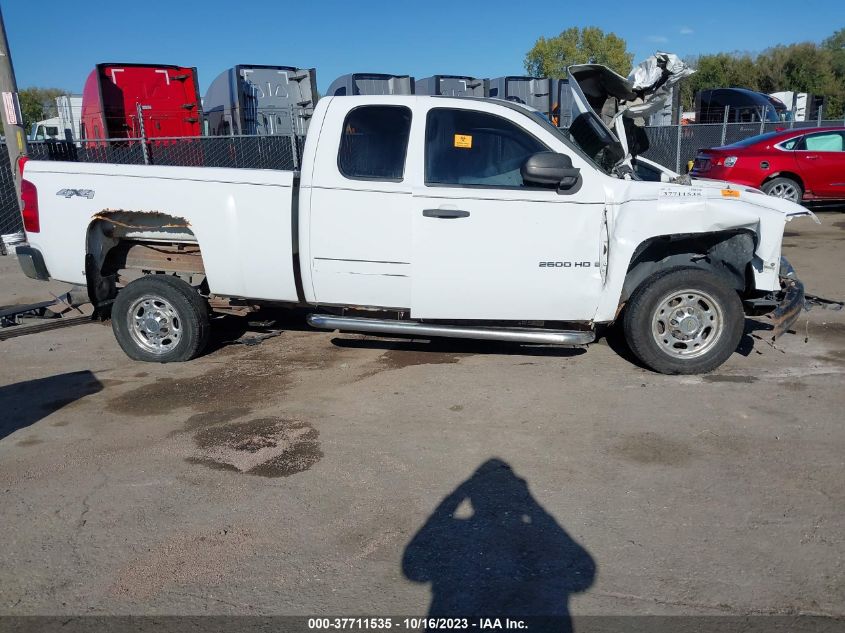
[30, 117, 62, 141]
[300, 95, 607, 321]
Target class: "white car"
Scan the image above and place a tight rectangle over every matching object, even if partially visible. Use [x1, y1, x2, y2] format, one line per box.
[16, 93, 811, 374]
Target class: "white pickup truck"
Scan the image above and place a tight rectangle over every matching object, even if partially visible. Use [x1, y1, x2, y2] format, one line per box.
[15, 93, 811, 374]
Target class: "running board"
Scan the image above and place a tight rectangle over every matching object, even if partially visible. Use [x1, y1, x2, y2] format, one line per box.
[306, 314, 595, 346]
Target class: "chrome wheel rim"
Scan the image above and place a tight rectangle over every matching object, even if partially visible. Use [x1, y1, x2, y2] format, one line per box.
[127, 294, 182, 355]
[768, 181, 800, 202]
[651, 288, 724, 359]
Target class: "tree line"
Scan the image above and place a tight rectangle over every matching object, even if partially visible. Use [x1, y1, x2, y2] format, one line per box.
[525, 27, 845, 119]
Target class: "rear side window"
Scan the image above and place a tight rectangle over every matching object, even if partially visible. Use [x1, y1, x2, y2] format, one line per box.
[338, 105, 411, 181]
[425, 108, 547, 188]
[799, 131, 844, 152]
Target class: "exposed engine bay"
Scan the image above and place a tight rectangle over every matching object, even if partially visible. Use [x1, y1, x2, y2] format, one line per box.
[566, 52, 694, 177]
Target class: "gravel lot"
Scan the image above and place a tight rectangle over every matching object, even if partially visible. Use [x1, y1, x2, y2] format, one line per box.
[0, 213, 843, 618]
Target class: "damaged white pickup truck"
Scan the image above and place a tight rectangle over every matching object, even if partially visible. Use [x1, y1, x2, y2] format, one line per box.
[15, 68, 813, 374]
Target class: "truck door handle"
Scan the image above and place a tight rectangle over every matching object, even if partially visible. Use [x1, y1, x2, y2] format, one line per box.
[422, 208, 470, 219]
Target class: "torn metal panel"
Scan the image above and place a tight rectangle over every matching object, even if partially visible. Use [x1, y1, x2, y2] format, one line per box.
[566, 53, 694, 170]
[0, 314, 92, 341]
[0, 287, 93, 340]
[767, 257, 806, 340]
[91, 210, 196, 243]
[625, 52, 694, 119]
[769, 278, 805, 340]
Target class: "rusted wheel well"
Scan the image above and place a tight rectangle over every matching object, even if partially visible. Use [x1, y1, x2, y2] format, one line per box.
[85, 211, 204, 312]
[621, 230, 756, 304]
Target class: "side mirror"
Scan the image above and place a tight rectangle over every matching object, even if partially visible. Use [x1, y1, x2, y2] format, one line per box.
[521, 152, 581, 190]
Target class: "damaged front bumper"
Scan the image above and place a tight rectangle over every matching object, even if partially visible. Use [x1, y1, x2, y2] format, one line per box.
[769, 257, 805, 339]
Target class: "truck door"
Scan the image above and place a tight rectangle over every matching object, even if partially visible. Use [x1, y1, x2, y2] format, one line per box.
[306, 101, 414, 309]
[411, 105, 606, 321]
[794, 130, 845, 198]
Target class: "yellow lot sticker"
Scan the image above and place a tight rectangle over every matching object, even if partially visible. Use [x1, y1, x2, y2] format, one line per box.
[454, 134, 472, 149]
[721, 189, 740, 198]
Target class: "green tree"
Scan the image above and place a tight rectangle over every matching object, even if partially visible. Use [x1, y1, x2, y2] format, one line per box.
[821, 28, 845, 116]
[18, 87, 66, 131]
[822, 27, 845, 78]
[524, 27, 633, 78]
[759, 43, 837, 95]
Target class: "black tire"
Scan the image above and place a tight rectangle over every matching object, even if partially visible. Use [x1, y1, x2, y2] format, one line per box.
[623, 268, 744, 375]
[112, 275, 210, 363]
[761, 176, 803, 204]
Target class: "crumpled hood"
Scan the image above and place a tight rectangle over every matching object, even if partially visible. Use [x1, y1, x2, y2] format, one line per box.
[567, 53, 695, 166]
[687, 178, 819, 219]
[616, 180, 818, 269]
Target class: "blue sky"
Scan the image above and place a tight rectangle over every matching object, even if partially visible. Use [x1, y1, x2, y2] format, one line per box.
[4, 0, 843, 95]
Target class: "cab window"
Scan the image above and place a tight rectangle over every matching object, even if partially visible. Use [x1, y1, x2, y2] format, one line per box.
[425, 108, 547, 188]
[338, 105, 411, 181]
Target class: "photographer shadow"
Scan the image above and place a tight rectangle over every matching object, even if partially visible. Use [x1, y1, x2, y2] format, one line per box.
[403, 458, 595, 626]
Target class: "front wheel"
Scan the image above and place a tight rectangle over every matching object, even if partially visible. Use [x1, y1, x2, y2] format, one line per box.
[112, 275, 210, 362]
[623, 268, 745, 374]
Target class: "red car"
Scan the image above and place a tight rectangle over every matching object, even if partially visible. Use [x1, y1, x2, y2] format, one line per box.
[690, 127, 845, 204]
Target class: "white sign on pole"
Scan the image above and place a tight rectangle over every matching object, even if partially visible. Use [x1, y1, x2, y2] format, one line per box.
[2, 91, 21, 125]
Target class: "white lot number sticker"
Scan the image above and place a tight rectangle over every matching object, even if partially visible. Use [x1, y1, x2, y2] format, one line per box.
[659, 187, 703, 198]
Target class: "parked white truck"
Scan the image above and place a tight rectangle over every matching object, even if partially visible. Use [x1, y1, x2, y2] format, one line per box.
[15, 94, 812, 374]
[29, 95, 83, 141]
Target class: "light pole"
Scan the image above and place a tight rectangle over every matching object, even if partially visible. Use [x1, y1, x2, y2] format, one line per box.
[0, 4, 27, 203]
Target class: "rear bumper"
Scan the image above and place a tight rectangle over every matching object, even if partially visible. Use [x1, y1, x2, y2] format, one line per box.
[769, 257, 804, 339]
[16, 245, 50, 281]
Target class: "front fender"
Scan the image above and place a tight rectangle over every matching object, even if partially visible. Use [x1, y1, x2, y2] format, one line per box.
[595, 187, 790, 322]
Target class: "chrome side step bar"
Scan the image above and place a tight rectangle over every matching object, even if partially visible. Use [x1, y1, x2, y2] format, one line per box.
[306, 314, 595, 346]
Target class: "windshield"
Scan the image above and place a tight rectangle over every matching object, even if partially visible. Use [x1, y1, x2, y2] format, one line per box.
[492, 99, 614, 175]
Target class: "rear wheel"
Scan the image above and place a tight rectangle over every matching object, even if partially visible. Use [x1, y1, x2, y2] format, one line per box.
[112, 275, 210, 362]
[623, 268, 744, 374]
[762, 177, 803, 204]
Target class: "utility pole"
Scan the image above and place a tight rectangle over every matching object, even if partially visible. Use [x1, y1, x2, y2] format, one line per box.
[0, 5, 27, 204]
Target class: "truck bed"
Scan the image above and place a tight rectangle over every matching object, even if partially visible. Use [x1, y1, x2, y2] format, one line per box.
[24, 161, 298, 302]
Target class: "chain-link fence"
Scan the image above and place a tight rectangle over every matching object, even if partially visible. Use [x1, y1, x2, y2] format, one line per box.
[641, 119, 845, 174]
[26, 135, 302, 170]
[0, 154, 21, 243]
[0, 134, 304, 250]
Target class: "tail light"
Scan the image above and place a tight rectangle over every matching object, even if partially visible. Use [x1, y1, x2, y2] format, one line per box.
[17, 156, 40, 233]
[713, 156, 738, 167]
[20, 178, 40, 233]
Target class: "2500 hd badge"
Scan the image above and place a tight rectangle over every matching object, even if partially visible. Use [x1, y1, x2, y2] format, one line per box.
[539, 261, 600, 268]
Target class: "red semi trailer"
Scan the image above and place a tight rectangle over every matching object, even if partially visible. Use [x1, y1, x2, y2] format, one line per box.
[80, 63, 203, 142]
